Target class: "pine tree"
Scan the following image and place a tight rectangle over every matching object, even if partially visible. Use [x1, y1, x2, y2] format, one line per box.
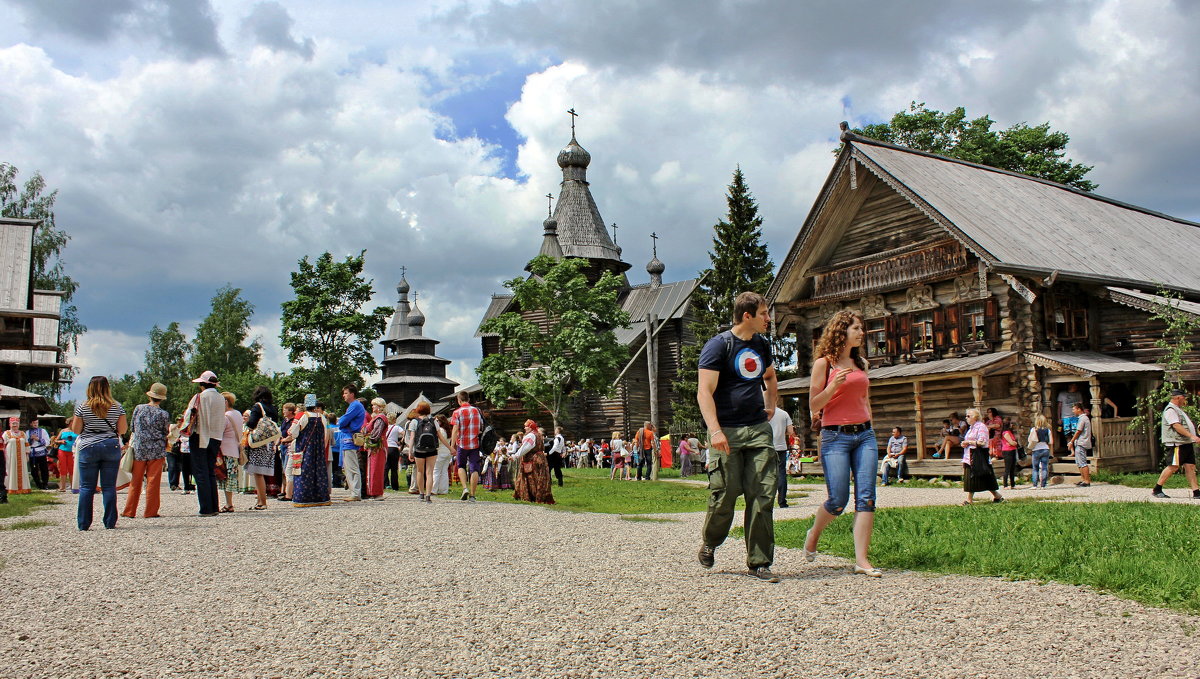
[672, 168, 793, 428]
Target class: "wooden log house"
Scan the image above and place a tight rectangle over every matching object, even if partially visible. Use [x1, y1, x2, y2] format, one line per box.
[767, 127, 1200, 476]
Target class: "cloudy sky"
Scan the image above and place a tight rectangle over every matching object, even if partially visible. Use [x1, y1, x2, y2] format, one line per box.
[2, 0, 1198, 401]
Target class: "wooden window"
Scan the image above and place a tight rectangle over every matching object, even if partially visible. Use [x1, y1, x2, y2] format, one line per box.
[911, 311, 935, 353]
[1046, 294, 1088, 340]
[962, 301, 987, 341]
[896, 314, 912, 355]
[866, 318, 888, 357]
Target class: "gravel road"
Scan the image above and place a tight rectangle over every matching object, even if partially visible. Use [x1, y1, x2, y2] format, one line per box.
[0, 482, 1197, 679]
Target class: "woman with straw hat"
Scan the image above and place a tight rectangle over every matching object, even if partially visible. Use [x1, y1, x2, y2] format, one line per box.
[121, 382, 171, 518]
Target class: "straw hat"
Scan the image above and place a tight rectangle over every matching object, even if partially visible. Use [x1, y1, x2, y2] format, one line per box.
[146, 383, 168, 400]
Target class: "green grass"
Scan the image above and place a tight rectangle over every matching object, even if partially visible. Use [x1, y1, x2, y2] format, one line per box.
[768, 501, 1200, 612]
[786, 475, 961, 489]
[475, 468, 743, 514]
[0, 519, 53, 531]
[0, 492, 60, 520]
[1093, 470, 1196, 489]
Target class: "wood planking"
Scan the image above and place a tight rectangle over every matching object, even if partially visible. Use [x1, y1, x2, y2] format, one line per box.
[0, 221, 33, 310]
[1096, 298, 1200, 380]
[825, 183, 947, 266]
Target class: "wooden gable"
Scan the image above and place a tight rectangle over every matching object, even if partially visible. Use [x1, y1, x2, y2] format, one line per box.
[822, 181, 948, 268]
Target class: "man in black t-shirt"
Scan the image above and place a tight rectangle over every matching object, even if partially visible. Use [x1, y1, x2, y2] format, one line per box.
[696, 292, 780, 582]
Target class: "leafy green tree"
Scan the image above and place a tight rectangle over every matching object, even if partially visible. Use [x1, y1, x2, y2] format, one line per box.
[137, 322, 194, 419]
[477, 254, 631, 430]
[1, 162, 86, 391]
[849, 102, 1097, 191]
[280, 251, 391, 406]
[189, 284, 262, 380]
[1130, 289, 1200, 470]
[673, 168, 790, 428]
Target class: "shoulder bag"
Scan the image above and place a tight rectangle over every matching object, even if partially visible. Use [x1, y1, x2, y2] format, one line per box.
[248, 403, 282, 449]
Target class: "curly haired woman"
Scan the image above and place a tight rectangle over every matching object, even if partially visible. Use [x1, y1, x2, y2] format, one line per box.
[802, 310, 880, 577]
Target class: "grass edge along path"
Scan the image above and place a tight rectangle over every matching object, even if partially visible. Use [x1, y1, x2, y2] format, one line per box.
[0, 491, 60, 521]
[768, 500, 1200, 613]
[475, 468, 745, 514]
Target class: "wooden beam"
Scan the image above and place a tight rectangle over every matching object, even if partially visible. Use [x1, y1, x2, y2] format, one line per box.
[1089, 377, 1102, 465]
[971, 374, 983, 412]
[913, 381, 926, 461]
[0, 308, 60, 320]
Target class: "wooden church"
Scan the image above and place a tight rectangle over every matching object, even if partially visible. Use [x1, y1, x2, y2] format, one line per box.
[472, 128, 700, 440]
[768, 124, 1200, 475]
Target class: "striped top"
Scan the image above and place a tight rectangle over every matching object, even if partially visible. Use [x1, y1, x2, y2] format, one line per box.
[73, 402, 126, 453]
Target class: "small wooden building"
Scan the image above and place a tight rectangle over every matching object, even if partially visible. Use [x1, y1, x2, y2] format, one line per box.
[372, 273, 458, 408]
[768, 129, 1200, 474]
[0, 217, 69, 423]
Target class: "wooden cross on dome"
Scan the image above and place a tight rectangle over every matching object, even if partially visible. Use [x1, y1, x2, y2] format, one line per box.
[546, 193, 554, 217]
[611, 222, 619, 245]
[399, 265, 407, 277]
[650, 231, 659, 258]
[567, 108, 579, 137]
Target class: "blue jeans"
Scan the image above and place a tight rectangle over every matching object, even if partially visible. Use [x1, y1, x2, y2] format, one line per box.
[880, 456, 908, 484]
[819, 428, 878, 515]
[77, 439, 121, 530]
[1031, 449, 1051, 487]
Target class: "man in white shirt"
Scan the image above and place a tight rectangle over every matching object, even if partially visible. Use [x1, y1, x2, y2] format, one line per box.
[767, 398, 794, 508]
[181, 370, 226, 516]
[1153, 388, 1200, 499]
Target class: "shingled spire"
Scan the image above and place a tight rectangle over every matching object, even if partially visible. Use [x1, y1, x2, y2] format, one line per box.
[551, 111, 630, 275]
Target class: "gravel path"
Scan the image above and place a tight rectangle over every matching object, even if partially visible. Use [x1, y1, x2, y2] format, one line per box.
[1, 482, 1197, 678]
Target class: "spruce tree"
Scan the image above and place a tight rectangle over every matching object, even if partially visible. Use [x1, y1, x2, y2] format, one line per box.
[672, 168, 794, 428]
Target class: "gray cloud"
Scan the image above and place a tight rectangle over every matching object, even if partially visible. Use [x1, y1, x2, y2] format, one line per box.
[6, 0, 223, 60]
[241, 1, 314, 60]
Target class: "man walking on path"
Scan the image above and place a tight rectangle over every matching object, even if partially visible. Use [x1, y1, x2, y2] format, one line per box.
[1066, 402, 1092, 487]
[450, 391, 483, 502]
[696, 292, 780, 583]
[767, 399, 793, 508]
[1153, 389, 1200, 499]
[182, 371, 226, 516]
[634, 422, 655, 481]
[338, 385, 366, 501]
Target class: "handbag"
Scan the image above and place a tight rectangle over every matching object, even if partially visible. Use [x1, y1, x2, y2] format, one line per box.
[248, 403, 282, 449]
[214, 454, 227, 481]
[119, 444, 135, 473]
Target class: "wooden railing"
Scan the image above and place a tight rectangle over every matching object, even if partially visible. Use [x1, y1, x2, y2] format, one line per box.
[812, 241, 969, 300]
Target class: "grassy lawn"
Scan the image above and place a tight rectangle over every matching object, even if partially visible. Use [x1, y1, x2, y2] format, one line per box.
[0, 492, 60, 520]
[475, 468, 743, 514]
[768, 500, 1200, 613]
[1093, 470, 1196, 489]
[786, 475, 961, 489]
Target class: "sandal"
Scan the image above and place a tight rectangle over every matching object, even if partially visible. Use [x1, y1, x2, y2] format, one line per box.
[220, 506, 234, 513]
[961, 500, 973, 506]
[249, 504, 266, 511]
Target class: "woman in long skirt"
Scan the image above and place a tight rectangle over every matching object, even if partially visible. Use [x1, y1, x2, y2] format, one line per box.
[962, 408, 1003, 505]
[363, 398, 388, 499]
[290, 394, 331, 507]
[2, 418, 31, 500]
[512, 419, 554, 504]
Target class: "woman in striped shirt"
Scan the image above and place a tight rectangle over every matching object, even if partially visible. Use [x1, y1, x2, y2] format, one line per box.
[71, 376, 128, 530]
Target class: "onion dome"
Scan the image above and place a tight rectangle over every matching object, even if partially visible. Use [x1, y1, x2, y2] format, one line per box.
[646, 256, 665, 276]
[407, 301, 426, 328]
[397, 276, 410, 296]
[556, 135, 591, 169]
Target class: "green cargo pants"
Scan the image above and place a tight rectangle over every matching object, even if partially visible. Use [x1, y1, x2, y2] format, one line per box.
[700, 421, 777, 569]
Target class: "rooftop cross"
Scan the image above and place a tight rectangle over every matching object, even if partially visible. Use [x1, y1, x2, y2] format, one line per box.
[567, 107, 578, 137]
[650, 231, 658, 258]
[399, 265, 407, 278]
[546, 193, 554, 217]
[611, 222, 618, 245]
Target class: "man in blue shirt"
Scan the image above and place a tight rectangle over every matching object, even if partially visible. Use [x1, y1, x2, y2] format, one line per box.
[337, 384, 366, 501]
[696, 292, 779, 582]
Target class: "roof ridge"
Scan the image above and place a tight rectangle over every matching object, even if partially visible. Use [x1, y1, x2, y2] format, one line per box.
[846, 135, 1200, 230]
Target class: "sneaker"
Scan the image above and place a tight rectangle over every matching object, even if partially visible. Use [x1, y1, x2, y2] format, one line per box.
[461, 490, 469, 501]
[698, 545, 716, 569]
[1078, 483, 1090, 487]
[752, 567, 781, 583]
[468, 496, 477, 503]
[424, 496, 433, 504]
[1152, 490, 1170, 498]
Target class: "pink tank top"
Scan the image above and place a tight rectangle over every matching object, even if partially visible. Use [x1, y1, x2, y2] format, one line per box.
[821, 363, 871, 426]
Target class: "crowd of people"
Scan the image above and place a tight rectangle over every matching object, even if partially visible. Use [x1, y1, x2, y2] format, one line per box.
[22, 374, 561, 530]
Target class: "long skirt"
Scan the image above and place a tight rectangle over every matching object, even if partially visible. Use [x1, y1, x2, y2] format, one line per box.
[480, 458, 498, 490]
[496, 460, 513, 489]
[513, 451, 555, 504]
[218, 456, 242, 493]
[433, 450, 452, 494]
[680, 453, 693, 477]
[4, 437, 31, 494]
[963, 458, 999, 494]
[292, 420, 331, 507]
[365, 447, 386, 497]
